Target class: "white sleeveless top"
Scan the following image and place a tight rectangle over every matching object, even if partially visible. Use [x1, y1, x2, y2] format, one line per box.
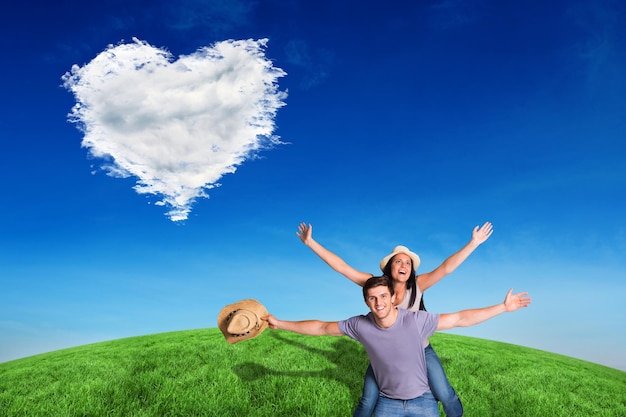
[395, 285, 423, 312]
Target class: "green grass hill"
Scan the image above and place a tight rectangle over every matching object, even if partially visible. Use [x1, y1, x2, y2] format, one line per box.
[1, 329, 624, 416]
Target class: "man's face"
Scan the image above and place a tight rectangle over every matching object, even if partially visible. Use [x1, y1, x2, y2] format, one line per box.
[365, 285, 395, 320]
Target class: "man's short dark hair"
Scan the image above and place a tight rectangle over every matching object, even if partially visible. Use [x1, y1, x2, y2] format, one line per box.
[363, 275, 394, 300]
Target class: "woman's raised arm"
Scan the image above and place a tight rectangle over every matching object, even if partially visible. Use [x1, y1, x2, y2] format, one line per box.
[297, 222, 373, 287]
[417, 221, 493, 292]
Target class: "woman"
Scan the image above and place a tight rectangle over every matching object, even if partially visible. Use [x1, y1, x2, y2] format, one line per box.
[296, 221, 493, 417]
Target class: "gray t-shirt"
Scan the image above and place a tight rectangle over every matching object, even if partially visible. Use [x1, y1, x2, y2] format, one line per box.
[339, 308, 439, 400]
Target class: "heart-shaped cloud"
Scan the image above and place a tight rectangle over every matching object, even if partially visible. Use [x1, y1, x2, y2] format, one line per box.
[62, 37, 287, 221]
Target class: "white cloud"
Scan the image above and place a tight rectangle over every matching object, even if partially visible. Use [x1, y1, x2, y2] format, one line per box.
[62, 37, 287, 221]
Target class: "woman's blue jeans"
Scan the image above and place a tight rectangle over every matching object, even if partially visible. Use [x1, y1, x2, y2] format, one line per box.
[374, 391, 438, 417]
[352, 344, 463, 417]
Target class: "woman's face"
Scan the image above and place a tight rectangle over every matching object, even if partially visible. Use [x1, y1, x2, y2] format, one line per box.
[389, 253, 413, 283]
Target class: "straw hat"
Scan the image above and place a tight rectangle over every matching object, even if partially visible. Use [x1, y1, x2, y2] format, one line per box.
[379, 245, 421, 272]
[218, 299, 268, 344]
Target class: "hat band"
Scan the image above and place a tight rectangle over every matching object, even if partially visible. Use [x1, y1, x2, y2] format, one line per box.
[226, 308, 261, 337]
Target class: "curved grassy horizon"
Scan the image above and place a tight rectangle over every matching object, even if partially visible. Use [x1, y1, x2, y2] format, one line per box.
[1, 329, 624, 416]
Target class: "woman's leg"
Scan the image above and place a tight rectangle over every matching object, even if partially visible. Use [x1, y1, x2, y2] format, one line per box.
[352, 363, 379, 417]
[425, 343, 464, 417]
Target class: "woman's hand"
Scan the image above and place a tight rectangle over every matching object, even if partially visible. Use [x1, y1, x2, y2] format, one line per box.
[472, 221, 493, 245]
[297, 222, 313, 245]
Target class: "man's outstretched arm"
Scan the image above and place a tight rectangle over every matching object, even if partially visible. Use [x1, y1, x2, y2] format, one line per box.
[263, 314, 343, 336]
[437, 289, 531, 331]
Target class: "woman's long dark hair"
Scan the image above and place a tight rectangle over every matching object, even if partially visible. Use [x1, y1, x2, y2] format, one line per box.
[382, 255, 420, 309]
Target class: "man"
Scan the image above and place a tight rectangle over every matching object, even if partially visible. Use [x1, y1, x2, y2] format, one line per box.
[262, 276, 531, 417]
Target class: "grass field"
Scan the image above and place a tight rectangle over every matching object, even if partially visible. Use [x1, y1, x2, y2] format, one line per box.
[1, 329, 624, 416]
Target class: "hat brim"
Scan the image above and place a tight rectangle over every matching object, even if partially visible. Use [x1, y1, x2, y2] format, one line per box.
[217, 299, 268, 344]
[379, 246, 421, 272]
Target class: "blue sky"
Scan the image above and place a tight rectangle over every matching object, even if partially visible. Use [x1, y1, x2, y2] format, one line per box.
[1, 0, 625, 373]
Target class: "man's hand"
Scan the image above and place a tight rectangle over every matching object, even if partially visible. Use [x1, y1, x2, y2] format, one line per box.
[472, 221, 494, 245]
[503, 288, 532, 312]
[262, 314, 280, 329]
